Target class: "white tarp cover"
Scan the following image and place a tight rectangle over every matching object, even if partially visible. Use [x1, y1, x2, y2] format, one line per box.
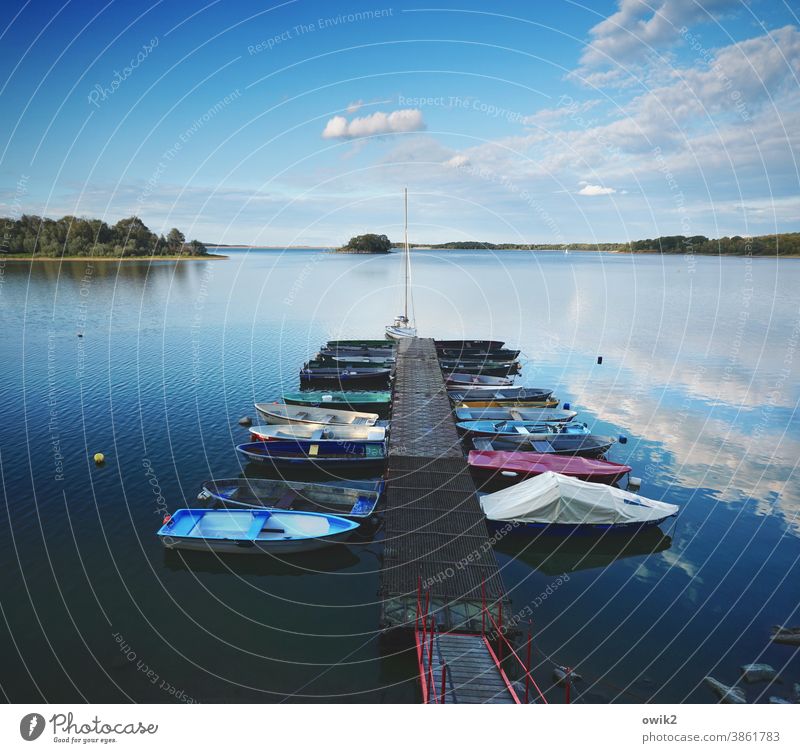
[480, 472, 679, 525]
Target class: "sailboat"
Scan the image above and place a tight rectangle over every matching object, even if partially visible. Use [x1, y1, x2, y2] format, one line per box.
[385, 188, 417, 340]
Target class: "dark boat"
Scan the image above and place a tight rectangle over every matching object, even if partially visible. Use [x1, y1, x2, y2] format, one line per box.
[435, 339, 505, 350]
[236, 440, 387, 472]
[299, 363, 393, 383]
[448, 387, 552, 404]
[318, 346, 398, 359]
[326, 339, 395, 349]
[200, 477, 384, 518]
[472, 434, 615, 458]
[438, 348, 520, 360]
[469, 450, 632, 488]
[439, 359, 520, 376]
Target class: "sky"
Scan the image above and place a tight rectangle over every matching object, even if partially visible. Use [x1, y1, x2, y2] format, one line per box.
[0, 0, 798, 245]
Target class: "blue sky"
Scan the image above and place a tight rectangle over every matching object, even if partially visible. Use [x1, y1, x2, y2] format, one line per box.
[1, 0, 798, 244]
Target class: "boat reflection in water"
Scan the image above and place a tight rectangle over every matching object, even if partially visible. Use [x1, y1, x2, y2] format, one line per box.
[494, 527, 673, 576]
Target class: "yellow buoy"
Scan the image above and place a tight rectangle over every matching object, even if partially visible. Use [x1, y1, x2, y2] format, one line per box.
[93, 453, 105, 465]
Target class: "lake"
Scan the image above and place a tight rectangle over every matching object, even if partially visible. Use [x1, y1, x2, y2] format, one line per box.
[1, 248, 798, 703]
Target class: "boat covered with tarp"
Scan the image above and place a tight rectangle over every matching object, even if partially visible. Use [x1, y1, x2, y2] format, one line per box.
[479, 472, 678, 533]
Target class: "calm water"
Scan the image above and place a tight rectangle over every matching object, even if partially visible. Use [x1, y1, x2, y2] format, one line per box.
[1, 248, 798, 703]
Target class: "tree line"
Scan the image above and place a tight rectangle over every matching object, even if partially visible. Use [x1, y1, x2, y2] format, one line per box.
[0, 215, 209, 257]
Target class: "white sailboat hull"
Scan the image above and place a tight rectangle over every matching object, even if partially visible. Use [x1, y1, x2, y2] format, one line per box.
[385, 325, 417, 340]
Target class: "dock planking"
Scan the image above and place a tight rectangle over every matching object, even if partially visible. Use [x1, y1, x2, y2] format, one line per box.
[379, 338, 507, 633]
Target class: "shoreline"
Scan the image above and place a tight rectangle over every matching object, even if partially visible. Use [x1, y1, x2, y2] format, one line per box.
[0, 254, 228, 261]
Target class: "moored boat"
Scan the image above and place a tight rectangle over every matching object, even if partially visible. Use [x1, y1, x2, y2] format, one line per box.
[236, 439, 387, 471]
[457, 420, 589, 438]
[299, 364, 393, 383]
[479, 472, 678, 534]
[455, 397, 559, 409]
[319, 346, 397, 359]
[472, 433, 615, 457]
[454, 407, 577, 422]
[438, 347, 520, 360]
[385, 188, 417, 339]
[254, 403, 384, 426]
[469, 450, 632, 488]
[326, 339, 395, 349]
[283, 390, 391, 413]
[448, 387, 552, 404]
[445, 372, 514, 387]
[249, 424, 386, 443]
[435, 339, 505, 350]
[325, 355, 396, 366]
[200, 477, 383, 518]
[157, 508, 359, 554]
[439, 359, 520, 376]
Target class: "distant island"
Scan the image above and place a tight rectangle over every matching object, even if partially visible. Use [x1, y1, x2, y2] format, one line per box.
[335, 233, 392, 254]
[0, 215, 215, 259]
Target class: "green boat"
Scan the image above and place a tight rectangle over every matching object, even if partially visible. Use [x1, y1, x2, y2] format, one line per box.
[284, 390, 392, 413]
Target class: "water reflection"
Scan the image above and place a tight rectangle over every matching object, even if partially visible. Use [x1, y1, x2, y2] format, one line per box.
[495, 528, 673, 576]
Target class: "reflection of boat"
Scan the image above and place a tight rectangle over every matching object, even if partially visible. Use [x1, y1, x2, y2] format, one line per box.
[249, 424, 386, 444]
[445, 373, 514, 387]
[480, 472, 679, 534]
[255, 403, 383, 427]
[200, 477, 382, 518]
[473, 434, 614, 457]
[385, 188, 417, 340]
[283, 390, 391, 413]
[455, 407, 578, 423]
[158, 508, 359, 554]
[494, 527, 672, 576]
[469, 450, 632, 488]
[449, 388, 552, 404]
[458, 421, 589, 439]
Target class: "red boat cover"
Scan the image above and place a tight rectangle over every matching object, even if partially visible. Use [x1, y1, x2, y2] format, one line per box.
[468, 451, 631, 481]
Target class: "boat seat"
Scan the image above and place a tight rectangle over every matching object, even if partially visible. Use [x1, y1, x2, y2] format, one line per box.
[295, 411, 308, 419]
[531, 440, 554, 452]
[310, 429, 324, 440]
[320, 414, 334, 424]
[514, 426, 530, 434]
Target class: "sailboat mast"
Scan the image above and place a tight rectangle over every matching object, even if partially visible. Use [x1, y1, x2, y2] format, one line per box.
[403, 187, 409, 320]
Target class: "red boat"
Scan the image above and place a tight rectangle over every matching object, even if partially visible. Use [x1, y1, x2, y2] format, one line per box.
[469, 450, 632, 488]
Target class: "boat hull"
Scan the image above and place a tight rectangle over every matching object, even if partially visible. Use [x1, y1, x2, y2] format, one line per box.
[283, 391, 391, 413]
[385, 326, 417, 340]
[160, 531, 354, 554]
[485, 518, 672, 536]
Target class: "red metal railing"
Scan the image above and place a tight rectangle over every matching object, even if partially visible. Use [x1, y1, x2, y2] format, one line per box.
[481, 582, 549, 704]
[414, 579, 448, 703]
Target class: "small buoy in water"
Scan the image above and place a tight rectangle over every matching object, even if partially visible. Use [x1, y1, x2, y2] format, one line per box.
[238, 416, 252, 426]
[93, 452, 105, 465]
[563, 402, 571, 411]
[618, 434, 627, 444]
[77, 332, 83, 338]
[597, 356, 603, 364]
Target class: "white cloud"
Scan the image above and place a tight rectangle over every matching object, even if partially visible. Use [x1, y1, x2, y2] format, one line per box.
[321, 108, 425, 139]
[579, 0, 741, 68]
[346, 100, 364, 113]
[578, 183, 617, 196]
[444, 153, 470, 168]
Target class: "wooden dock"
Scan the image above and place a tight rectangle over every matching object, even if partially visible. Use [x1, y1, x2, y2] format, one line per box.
[379, 338, 507, 633]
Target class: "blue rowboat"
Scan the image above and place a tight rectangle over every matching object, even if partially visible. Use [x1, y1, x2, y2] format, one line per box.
[157, 508, 359, 554]
[457, 420, 590, 438]
[299, 365, 393, 383]
[454, 407, 578, 423]
[236, 439, 387, 471]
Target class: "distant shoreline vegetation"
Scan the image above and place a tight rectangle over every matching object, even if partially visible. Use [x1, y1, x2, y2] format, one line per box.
[0, 215, 210, 258]
[390, 233, 800, 256]
[335, 233, 392, 254]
